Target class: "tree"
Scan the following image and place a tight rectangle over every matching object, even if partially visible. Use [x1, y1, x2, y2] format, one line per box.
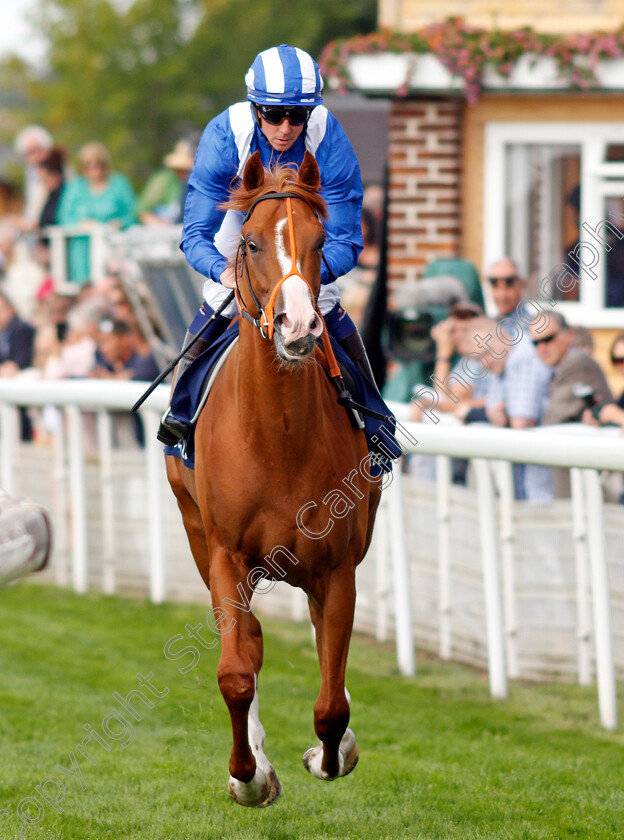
[24, 0, 204, 185]
[3, 0, 376, 188]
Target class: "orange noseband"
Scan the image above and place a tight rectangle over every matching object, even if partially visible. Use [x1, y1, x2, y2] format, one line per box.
[235, 192, 340, 377]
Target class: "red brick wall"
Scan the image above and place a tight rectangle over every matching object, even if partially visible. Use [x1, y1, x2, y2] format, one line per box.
[387, 98, 462, 287]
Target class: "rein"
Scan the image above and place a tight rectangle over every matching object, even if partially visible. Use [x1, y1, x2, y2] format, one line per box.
[235, 192, 317, 338]
[235, 191, 341, 378]
[234, 189, 390, 423]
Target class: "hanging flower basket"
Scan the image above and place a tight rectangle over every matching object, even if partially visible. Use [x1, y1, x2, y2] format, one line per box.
[320, 18, 624, 103]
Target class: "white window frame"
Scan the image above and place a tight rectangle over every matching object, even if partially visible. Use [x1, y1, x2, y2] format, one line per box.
[484, 122, 624, 328]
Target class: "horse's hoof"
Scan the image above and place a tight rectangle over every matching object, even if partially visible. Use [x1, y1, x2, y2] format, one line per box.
[303, 728, 359, 780]
[228, 766, 282, 808]
[340, 727, 359, 776]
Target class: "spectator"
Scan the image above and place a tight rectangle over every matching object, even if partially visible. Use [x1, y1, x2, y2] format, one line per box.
[37, 147, 66, 232]
[0, 126, 54, 274]
[137, 138, 195, 226]
[13, 125, 54, 229]
[408, 303, 486, 485]
[30, 323, 62, 378]
[0, 290, 35, 377]
[484, 258, 553, 500]
[91, 318, 159, 447]
[583, 331, 624, 428]
[487, 257, 528, 320]
[362, 183, 384, 235]
[105, 283, 158, 359]
[91, 318, 158, 383]
[383, 273, 476, 403]
[530, 311, 612, 497]
[50, 302, 100, 379]
[338, 206, 380, 327]
[107, 283, 135, 322]
[0, 290, 36, 440]
[30, 147, 68, 283]
[34, 288, 77, 344]
[76, 295, 114, 342]
[57, 142, 137, 285]
[531, 312, 612, 426]
[410, 301, 486, 423]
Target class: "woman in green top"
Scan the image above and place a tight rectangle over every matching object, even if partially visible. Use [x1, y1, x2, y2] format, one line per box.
[57, 142, 137, 284]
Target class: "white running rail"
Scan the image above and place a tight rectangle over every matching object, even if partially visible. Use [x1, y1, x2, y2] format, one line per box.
[0, 380, 621, 729]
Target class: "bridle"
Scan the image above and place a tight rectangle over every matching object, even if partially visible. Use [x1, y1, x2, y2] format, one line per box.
[232, 188, 392, 424]
[234, 192, 320, 340]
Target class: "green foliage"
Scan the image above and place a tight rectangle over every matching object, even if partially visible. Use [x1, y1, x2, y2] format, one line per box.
[2, 0, 376, 189]
[0, 584, 623, 839]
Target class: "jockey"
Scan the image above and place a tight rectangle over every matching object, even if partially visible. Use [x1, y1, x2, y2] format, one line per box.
[158, 44, 375, 446]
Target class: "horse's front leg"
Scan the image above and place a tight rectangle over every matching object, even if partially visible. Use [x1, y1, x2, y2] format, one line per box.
[209, 548, 281, 807]
[304, 566, 359, 781]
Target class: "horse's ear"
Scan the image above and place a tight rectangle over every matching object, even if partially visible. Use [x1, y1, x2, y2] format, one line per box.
[243, 151, 265, 192]
[299, 151, 321, 192]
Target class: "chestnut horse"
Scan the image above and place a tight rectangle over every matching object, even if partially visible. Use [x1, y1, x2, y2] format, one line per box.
[166, 150, 381, 807]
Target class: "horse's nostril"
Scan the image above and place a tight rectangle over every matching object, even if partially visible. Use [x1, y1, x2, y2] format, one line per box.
[284, 336, 314, 359]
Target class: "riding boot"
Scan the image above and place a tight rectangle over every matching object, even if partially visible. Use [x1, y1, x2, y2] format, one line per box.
[157, 305, 231, 446]
[337, 327, 379, 392]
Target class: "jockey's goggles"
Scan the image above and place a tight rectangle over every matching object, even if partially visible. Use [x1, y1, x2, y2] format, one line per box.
[257, 105, 313, 126]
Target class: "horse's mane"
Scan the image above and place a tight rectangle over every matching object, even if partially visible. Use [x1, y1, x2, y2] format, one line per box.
[221, 162, 327, 220]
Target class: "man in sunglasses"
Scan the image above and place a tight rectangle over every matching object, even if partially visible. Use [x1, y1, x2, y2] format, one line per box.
[530, 311, 611, 427]
[158, 44, 368, 445]
[483, 258, 553, 499]
[487, 257, 527, 321]
[529, 311, 612, 496]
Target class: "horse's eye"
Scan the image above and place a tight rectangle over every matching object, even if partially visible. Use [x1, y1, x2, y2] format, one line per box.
[247, 239, 259, 253]
[317, 238, 326, 252]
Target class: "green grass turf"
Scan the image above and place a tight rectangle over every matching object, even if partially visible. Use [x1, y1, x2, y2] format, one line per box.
[0, 583, 623, 840]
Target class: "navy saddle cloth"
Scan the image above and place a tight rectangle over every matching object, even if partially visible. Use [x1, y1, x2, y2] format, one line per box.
[164, 322, 401, 475]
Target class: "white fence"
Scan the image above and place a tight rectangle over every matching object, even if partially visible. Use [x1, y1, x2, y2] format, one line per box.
[0, 380, 623, 730]
[44, 223, 185, 285]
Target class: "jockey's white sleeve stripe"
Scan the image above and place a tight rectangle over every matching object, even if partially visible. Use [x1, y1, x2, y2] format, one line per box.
[305, 107, 328, 156]
[229, 103, 255, 176]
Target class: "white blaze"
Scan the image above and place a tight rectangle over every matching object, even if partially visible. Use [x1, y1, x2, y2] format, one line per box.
[274, 216, 322, 344]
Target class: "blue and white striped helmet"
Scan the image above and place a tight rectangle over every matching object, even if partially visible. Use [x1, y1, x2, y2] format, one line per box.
[245, 44, 323, 107]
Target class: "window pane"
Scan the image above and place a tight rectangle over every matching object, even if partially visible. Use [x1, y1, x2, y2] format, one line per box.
[503, 144, 581, 300]
[603, 196, 624, 308]
[605, 144, 624, 163]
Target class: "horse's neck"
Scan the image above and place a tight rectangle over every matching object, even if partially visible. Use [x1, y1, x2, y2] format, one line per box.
[234, 324, 328, 449]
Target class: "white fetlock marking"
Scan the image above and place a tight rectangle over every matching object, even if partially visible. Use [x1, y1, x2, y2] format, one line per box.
[340, 727, 356, 754]
[228, 766, 267, 803]
[307, 746, 327, 779]
[248, 680, 272, 774]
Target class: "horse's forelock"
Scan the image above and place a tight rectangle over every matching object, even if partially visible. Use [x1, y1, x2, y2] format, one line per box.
[221, 162, 327, 220]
